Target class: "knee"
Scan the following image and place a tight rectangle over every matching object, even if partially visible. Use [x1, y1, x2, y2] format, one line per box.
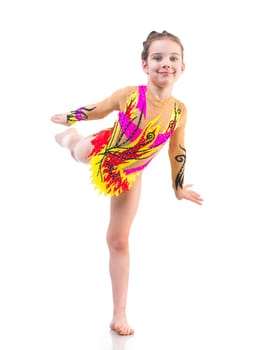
[71, 141, 89, 163]
[107, 233, 129, 253]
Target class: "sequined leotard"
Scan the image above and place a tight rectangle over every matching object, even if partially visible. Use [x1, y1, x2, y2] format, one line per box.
[67, 85, 187, 197]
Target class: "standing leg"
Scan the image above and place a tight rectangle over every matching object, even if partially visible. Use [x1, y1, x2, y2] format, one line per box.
[107, 175, 142, 335]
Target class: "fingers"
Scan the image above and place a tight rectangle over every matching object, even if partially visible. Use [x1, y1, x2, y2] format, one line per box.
[193, 197, 203, 205]
[51, 114, 60, 123]
[50, 114, 68, 126]
[185, 190, 203, 205]
[50, 116, 57, 123]
[189, 192, 204, 205]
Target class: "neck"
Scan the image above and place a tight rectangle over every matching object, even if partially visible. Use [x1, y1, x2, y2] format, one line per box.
[147, 83, 173, 100]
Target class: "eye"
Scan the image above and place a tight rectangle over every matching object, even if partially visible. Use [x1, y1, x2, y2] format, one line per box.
[152, 55, 162, 61]
[170, 56, 179, 62]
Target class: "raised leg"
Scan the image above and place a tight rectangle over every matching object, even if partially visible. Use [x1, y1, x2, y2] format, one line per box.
[54, 128, 94, 164]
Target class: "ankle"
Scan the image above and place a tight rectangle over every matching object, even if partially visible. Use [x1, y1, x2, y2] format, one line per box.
[113, 309, 127, 318]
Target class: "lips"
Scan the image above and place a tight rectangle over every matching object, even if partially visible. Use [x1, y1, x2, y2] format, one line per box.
[159, 71, 174, 76]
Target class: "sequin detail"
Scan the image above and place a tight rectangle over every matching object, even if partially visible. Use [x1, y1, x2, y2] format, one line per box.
[89, 86, 179, 196]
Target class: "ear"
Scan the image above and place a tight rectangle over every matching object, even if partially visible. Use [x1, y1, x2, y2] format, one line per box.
[181, 62, 185, 73]
[142, 60, 149, 74]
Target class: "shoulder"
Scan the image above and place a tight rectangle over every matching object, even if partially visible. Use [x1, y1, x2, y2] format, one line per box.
[111, 86, 140, 99]
[110, 86, 140, 108]
[172, 97, 187, 116]
[171, 97, 187, 128]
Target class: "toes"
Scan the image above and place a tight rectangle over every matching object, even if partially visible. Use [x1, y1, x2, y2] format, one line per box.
[117, 327, 134, 336]
[110, 324, 134, 336]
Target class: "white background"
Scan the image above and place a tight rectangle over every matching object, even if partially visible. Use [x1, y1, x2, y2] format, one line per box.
[0, 0, 272, 349]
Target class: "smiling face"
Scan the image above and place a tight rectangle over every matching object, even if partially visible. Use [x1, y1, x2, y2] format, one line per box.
[142, 39, 185, 90]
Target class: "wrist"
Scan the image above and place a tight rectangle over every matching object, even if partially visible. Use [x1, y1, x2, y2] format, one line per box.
[66, 107, 88, 125]
[174, 187, 184, 200]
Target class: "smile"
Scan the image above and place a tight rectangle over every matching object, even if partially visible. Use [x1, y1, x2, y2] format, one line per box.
[159, 71, 174, 75]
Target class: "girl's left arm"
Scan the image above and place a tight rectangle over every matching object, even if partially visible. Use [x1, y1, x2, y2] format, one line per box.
[168, 109, 203, 205]
[168, 109, 187, 192]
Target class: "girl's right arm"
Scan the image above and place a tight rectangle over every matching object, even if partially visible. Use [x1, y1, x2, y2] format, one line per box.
[50, 88, 128, 126]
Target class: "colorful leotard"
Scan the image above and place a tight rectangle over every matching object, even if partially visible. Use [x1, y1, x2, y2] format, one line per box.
[68, 85, 187, 197]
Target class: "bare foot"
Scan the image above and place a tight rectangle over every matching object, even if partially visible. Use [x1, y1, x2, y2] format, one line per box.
[110, 316, 134, 336]
[55, 128, 77, 147]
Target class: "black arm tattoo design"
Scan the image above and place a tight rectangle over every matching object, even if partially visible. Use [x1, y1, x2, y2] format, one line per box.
[174, 145, 186, 190]
[67, 106, 96, 124]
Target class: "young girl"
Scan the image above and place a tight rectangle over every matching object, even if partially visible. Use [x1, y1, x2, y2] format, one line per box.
[51, 30, 203, 336]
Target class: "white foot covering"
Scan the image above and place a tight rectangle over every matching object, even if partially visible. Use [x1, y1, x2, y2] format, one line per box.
[55, 128, 77, 147]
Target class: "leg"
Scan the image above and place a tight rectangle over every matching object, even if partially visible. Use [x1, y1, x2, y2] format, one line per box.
[107, 175, 142, 335]
[54, 128, 94, 164]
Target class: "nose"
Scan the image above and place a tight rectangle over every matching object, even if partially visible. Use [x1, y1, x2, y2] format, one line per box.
[162, 61, 170, 68]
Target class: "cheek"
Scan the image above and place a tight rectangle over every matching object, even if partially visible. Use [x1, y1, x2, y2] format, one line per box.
[147, 62, 159, 72]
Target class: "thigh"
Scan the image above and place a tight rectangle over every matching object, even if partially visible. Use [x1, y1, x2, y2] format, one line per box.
[108, 175, 142, 234]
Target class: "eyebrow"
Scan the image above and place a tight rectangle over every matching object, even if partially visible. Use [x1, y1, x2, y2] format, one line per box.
[151, 52, 180, 56]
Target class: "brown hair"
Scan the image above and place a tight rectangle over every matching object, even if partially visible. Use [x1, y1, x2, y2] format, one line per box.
[141, 30, 184, 62]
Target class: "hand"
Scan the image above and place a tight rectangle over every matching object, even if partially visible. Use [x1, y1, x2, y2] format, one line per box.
[50, 113, 70, 126]
[175, 184, 203, 205]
